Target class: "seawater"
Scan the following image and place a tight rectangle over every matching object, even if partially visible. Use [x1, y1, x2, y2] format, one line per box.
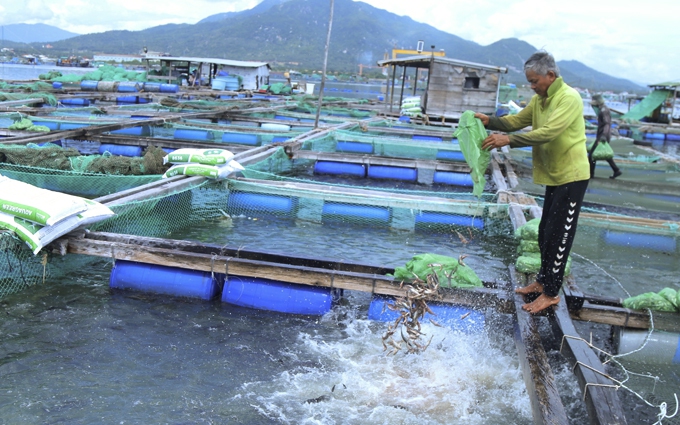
[1, 66, 679, 424]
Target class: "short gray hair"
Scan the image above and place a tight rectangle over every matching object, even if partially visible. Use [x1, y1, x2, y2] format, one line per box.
[524, 51, 560, 77]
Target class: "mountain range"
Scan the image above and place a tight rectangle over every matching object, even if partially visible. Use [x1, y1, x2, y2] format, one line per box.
[1, 0, 645, 93]
[0, 23, 79, 43]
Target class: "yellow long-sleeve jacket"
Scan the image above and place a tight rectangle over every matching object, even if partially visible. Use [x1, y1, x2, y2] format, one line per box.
[487, 77, 590, 186]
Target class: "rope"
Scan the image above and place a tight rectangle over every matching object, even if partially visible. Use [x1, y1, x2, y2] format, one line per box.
[560, 334, 678, 423]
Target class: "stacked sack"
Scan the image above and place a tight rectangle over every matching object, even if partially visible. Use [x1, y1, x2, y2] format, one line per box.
[0, 175, 115, 254]
[162, 148, 245, 179]
[514, 218, 571, 275]
[400, 96, 423, 118]
[623, 287, 680, 313]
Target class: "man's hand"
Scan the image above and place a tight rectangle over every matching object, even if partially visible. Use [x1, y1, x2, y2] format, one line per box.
[473, 112, 489, 126]
[482, 133, 511, 151]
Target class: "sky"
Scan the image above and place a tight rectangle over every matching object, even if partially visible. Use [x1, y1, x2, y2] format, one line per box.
[2, 0, 678, 86]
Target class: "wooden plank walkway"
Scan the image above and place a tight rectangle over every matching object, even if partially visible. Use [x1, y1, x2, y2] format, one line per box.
[490, 148, 629, 425]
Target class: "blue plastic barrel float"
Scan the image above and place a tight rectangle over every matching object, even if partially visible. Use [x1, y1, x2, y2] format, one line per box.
[110, 260, 220, 300]
[314, 161, 366, 177]
[52, 82, 62, 89]
[222, 276, 332, 315]
[643, 132, 666, 140]
[322, 202, 390, 223]
[115, 96, 139, 104]
[368, 295, 485, 334]
[227, 192, 295, 216]
[80, 80, 99, 91]
[142, 82, 162, 92]
[160, 84, 180, 93]
[415, 212, 484, 229]
[666, 133, 680, 141]
[110, 126, 149, 137]
[174, 128, 211, 141]
[367, 165, 417, 182]
[117, 81, 142, 92]
[413, 134, 443, 142]
[61, 98, 90, 107]
[99, 144, 143, 157]
[221, 132, 259, 146]
[436, 150, 466, 162]
[602, 230, 676, 252]
[336, 141, 374, 154]
[433, 171, 474, 187]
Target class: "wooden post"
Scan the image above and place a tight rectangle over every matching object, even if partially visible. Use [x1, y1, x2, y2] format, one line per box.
[314, 0, 334, 129]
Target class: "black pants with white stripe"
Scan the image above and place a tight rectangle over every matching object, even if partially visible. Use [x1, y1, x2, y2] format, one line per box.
[536, 179, 589, 297]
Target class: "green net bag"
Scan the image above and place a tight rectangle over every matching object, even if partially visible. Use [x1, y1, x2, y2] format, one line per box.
[453, 110, 489, 197]
[622, 291, 677, 312]
[658, 287, 678, 310]
[391, 253, 483, 288]
[589, 141, 614, 160]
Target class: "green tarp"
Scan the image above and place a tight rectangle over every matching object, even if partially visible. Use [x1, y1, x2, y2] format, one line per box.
[622, 89, 670, 121]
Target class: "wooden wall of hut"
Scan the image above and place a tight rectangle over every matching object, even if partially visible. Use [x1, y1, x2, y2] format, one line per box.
[425, 62, 500, 117]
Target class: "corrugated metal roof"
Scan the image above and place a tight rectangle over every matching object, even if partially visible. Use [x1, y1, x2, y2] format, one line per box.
[648, 81, 680, 88]
[377, 55, 508, 73]
[142, 55, 270, 69]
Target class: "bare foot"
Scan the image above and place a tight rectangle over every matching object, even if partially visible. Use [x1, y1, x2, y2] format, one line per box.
[522, 294, 560, 314]
[515, 281, 543, 295]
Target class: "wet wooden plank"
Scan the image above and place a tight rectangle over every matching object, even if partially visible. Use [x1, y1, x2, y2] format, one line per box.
[293, 150, 471, 173]
[508, 267, 569, 425]
[53, 235, 514, 312]
[549, 296, 628, 425]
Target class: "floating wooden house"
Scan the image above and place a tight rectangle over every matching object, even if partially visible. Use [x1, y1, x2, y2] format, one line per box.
[377, 55, 508, 119]
[142, 55, 271, 90]
[622, 80, 679, 124]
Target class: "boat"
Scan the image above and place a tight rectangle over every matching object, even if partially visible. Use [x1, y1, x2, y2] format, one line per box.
[56, 56, 91, 68]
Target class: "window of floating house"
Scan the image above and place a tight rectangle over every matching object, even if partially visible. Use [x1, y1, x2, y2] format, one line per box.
[464, 76, 480, 89]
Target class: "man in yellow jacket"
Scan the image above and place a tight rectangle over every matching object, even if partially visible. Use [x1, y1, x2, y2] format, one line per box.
[475, 51, 590, 314]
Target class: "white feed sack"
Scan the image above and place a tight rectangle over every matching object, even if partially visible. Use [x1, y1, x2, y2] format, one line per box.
[0, 175, 116, 254]
[0, 199, 115, 255]
[163, 148, 235, 166]
[0, 176, 92, 226]
[162, 159, 245, 179]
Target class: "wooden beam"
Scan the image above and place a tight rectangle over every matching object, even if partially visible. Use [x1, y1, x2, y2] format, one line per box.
[55, 234, 514, 311]
[508, 267, 569, 425]
[549, 295, 628, 425]
[0, 98, 46, 107]
[292, 150, 471, 173]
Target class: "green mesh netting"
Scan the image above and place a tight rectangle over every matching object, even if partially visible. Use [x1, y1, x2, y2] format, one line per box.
[453, 110, 490, 198]
[0, 144, 167, 197]
[0, 231, 50, 298]
[0, 91, 58, 106]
